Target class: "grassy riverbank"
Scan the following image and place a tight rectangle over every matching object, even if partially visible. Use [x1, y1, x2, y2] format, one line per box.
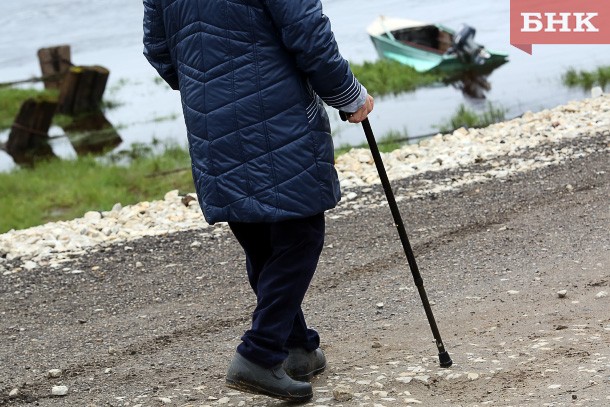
[1, 61, 578, 233]
[0, 95, 512, 234]
[1, 136, 414, 233]
[350, 60, 441, 96]
[0, 146, 193, 233]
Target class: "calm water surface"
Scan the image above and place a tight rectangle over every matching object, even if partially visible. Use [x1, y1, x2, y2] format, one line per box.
[1, 0, 608, 171]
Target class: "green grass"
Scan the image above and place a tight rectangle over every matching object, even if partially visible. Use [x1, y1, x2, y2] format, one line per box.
[0, 87, 59, 130]
[350, 60, 442, 96]
[0, 145, 193, 233]
[437, 103, 506, 132]
[563, 66, 610, 91]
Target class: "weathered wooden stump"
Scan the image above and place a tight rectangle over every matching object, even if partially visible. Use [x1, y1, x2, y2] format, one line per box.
[6, 98, 58, 165]
[63, 111, 122, 155]
[57, 65, 110, 116]
[37, 45, 72, 89]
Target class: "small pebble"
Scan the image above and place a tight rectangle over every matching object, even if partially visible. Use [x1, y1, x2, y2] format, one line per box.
[9, 388, 19, 398]
[47, 369, 62, 378]
[595, 291, 608, 299]
[557, 290, 567, 298]
[333, 385, 353, 402]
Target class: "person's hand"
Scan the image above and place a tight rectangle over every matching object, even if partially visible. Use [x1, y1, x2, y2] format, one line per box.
[347, 95, 374, 124]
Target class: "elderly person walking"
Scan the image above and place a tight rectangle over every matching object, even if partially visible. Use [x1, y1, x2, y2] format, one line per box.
[143, 0, 373, 401]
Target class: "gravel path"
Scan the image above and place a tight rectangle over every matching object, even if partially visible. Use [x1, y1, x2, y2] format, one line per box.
[0, 95, 609, 406]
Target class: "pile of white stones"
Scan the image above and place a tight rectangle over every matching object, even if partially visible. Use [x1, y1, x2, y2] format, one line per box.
[1, 94, 608, 267]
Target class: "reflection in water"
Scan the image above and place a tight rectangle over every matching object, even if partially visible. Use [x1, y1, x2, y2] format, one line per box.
[63, 111, 122, 155]
[443, 60, 508, 99]
[4, 98, 57, 167]
[3, 132, 55, 167]
[2, 110, 122, 168]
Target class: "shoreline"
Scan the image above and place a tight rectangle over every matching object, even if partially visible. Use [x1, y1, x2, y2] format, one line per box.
[1, 94, 608, 268]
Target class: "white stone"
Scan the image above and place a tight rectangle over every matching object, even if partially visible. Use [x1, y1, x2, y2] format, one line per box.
[9, 388, 19, 398]
[596, 291, 608, 299]
[557, 290, 567, 298]
[84, 211, 102, 222]
[591, 86, 603, 98]
[164, 190, 180, 201]
[51, 385, 68, 396]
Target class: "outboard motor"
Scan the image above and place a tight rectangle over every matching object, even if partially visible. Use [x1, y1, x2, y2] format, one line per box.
[450, 24, 490, 65]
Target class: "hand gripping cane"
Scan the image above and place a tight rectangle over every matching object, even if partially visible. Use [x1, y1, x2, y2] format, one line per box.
[339, 113, 452, 368]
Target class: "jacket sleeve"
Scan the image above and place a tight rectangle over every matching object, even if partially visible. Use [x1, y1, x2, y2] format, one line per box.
[261, 0, 366, 111]
[143, 0, 180, 90]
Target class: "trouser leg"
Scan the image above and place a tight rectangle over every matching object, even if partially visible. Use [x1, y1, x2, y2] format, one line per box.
[228, 213, 325, 368]
[228, 222, 272, 295]
[285, 310, 320, 352]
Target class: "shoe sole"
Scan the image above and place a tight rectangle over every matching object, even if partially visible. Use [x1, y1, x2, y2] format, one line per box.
[226, 378, 313, 402]
[289, 363, 327, 382]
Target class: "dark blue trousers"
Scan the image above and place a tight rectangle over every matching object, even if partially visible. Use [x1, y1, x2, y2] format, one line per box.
[228, 212, 325, 368]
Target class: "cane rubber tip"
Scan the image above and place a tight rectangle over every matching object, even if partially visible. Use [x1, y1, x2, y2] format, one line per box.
[438, 351, 453, 368]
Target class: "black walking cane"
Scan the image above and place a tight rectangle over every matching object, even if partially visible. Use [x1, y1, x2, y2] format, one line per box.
[340, 113, 453, 368]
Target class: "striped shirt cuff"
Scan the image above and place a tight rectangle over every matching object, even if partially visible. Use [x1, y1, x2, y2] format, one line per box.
[337, 83, 368, 113]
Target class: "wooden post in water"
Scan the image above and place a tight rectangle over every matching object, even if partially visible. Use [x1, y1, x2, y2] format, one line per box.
[57, 65, 110, 115]
[37, 45, 72, 89]
[6, 98, 58, 165]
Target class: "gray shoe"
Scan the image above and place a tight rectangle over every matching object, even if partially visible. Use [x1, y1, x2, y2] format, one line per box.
[226, 353, 313, 402]
[283, 347, 327, 381]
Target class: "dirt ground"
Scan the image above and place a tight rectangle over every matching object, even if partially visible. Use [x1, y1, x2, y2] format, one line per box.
[1, 133, 608, 407]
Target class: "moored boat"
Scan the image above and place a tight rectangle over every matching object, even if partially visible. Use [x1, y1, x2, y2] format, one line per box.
[367, 16, 508, 73]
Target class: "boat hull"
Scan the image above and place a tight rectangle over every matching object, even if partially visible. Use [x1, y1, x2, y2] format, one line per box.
[369, 33, 508, 74]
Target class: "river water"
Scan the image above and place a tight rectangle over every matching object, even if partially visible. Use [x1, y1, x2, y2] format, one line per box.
[1, 0, 609, 171]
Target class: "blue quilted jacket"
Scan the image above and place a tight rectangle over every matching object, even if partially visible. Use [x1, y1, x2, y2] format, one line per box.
[143, 0, 364, 223]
